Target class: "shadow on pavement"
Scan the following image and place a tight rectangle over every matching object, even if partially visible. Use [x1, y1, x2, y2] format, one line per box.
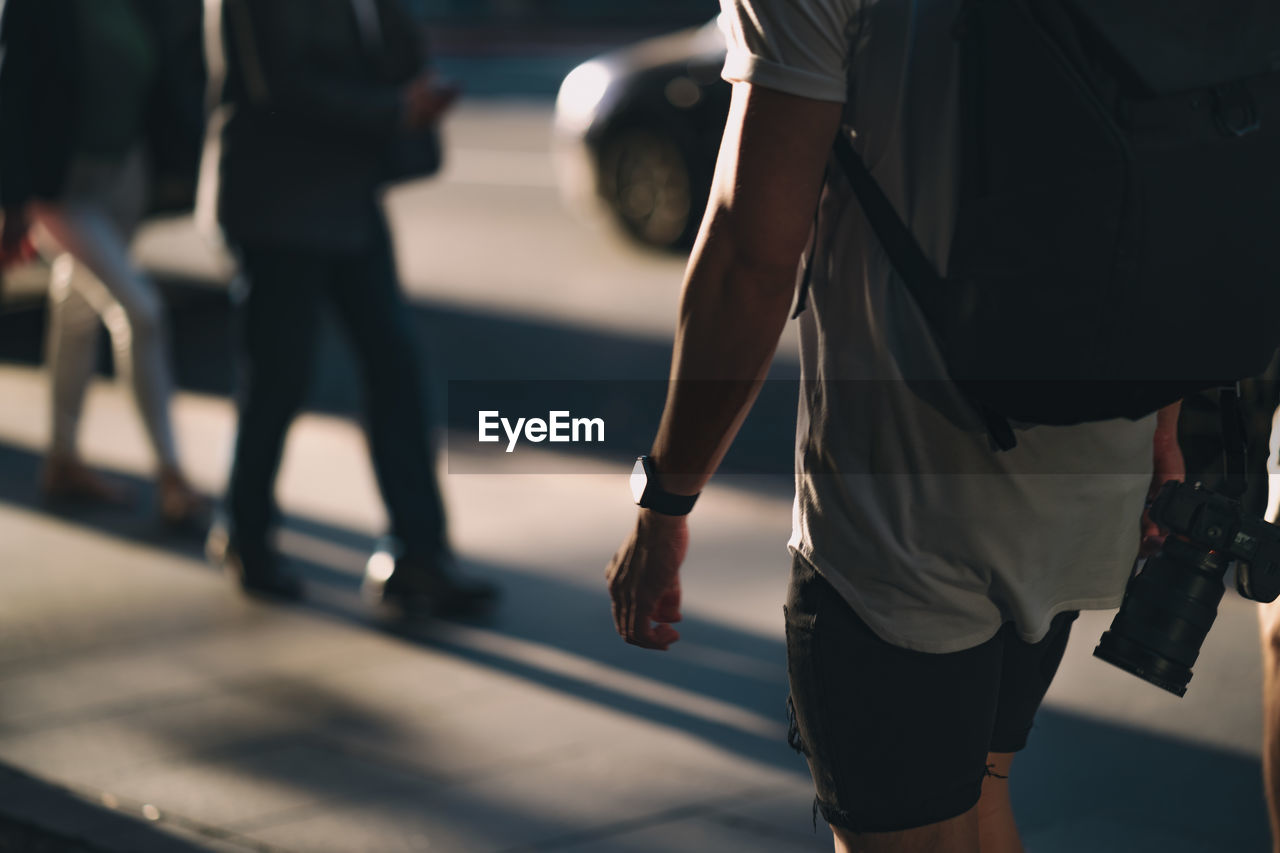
[0, 438, 797, 775]
[1, 281, 1272, 848]
[1017, 710, 1269, 852]
[0, 436, 1271, 850]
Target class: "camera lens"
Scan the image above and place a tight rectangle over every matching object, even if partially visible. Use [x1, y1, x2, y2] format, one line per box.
[1093, 538, 1228, 697]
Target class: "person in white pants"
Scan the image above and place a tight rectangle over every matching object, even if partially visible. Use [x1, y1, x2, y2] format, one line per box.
[1, 0, 207, 524]
[29, 148, 203, 523]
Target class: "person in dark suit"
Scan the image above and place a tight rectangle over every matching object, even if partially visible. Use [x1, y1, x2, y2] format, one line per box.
[213, 0, 495, 615]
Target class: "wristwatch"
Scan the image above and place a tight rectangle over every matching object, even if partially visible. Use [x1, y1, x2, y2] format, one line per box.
[630, 456, 699, 516]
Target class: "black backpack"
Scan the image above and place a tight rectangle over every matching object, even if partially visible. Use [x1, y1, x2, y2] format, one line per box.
[833, 0, 1280, 450]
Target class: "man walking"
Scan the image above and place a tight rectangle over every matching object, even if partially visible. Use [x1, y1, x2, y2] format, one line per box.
[606, 2, 1180, 850]
[214, 0, 495, 616]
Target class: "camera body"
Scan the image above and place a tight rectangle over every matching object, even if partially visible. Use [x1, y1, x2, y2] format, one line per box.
[1094, 480, 1280, 696]
[1153, 480, 1280, 602]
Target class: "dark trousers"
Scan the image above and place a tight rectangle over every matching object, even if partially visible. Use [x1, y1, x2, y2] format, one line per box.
[227, 219, 446, 564]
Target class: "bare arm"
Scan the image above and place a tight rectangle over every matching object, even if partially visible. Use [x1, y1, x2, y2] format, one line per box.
[649, 82, 843, 493]
[607, 83, 843, 649]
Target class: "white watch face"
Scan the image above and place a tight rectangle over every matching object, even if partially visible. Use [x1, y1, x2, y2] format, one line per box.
[630, 458, 647, 504]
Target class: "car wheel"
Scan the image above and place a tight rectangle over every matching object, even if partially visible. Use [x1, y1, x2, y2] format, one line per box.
[599, 127, 699, 250]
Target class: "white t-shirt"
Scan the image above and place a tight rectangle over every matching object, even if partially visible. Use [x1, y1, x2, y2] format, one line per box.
[720, 0, 1157, 653]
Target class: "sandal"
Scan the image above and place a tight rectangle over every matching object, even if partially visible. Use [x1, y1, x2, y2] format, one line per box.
[157, 466, 209, 528]
[42, 454, 132, 506]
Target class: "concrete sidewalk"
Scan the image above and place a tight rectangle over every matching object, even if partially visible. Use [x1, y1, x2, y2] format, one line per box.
[0, 362, 1270, 852]
[0, 764, 208, 852]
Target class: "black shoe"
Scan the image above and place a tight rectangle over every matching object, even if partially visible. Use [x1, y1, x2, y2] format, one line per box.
[419, 571, 500, 620]
[207, 526, 304, 602]
[236, 564, 305, 601]
[362, 550, 498, 620]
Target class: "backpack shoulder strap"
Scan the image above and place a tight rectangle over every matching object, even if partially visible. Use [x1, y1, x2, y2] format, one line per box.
[832, 131, 1018, 451]
[832, 131, 943, 296]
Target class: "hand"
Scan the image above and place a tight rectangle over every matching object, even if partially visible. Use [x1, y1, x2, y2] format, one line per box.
[400, 73, 460, 130]
[606, 509, 689, 650]
[1140, 405, 1186, 557]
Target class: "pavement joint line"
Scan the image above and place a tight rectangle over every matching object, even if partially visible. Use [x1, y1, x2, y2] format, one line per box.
[492, 784, 786, 852]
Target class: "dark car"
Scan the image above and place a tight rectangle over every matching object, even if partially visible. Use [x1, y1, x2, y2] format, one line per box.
[553, 19, 730, 251]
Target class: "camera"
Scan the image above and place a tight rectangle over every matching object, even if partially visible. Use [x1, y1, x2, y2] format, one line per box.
[1094, 480, 1280, 696]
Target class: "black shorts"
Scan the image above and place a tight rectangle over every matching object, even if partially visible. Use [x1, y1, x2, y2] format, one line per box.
[784, 555, 1077, 834]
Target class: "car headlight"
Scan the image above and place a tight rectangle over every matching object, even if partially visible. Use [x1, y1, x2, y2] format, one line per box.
[555, 60, 614, 135]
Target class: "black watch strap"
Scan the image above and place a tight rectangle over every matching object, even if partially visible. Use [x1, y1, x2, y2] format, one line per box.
[642, 488, 699, 516]
[632, 456, 699, 516]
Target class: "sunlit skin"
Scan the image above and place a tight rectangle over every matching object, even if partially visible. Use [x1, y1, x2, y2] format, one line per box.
[605, 80, 1185, 852]
[1260, 580, 1280, 852]
[606, 83, 839, 651]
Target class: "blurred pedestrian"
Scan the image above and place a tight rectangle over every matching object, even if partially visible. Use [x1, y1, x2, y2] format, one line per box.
[605, 2, 1183, 851]
[212, 0, 496, 615]
[0, 0, 209, 525]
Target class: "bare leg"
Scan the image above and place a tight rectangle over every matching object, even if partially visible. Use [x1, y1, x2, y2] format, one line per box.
[830, 808, 980, 853]
[1260, 601, 1280, 853]
[977, 752, 1024, 853]
[825, 752, 1019, 853]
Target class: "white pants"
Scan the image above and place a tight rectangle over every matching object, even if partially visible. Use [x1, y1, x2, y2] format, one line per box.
[31, 148, 178, 467]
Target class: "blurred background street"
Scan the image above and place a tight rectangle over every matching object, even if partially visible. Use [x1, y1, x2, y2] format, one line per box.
[0, 13, 1273, 853]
